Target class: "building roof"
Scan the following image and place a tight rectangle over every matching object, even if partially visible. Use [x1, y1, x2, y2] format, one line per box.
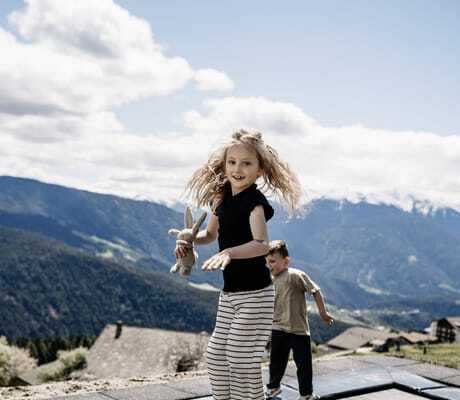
[396, 332, 437, 344]
[82, 324, 209, 379]
[327, 326, 397, 350]
[436, 317, 460, 329]
[445, 317, 460, 328]
[19, 359, 61, 385]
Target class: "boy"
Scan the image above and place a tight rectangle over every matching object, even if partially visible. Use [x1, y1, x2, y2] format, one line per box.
[265, 240, 334, 400]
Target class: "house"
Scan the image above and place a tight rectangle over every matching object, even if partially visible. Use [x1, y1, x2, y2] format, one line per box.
[372, 331, 437, 352]
[327, 326, 397, 351]
[396, 331, 436, 345]
[80, 322, 209, 380]
[18, 323, 210, 384]
[430, 317, 460, 343]
[327, 326, 436, 352]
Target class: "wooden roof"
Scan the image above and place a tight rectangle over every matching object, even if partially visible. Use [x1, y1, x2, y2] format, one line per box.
[327, 326, 397, 350]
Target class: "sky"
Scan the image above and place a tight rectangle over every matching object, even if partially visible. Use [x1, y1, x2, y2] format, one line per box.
[1, 0, 459, 212]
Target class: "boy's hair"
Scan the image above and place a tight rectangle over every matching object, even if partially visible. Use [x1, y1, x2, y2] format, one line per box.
[184, 129, 302, 216]
[267, 240, 289, 258]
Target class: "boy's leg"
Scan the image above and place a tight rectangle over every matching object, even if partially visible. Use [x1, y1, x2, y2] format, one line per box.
[291, 334, 313, 396]
[267, 329, 291, 390]
[227, 285, 274, 400]
[206, 292, 233, 400]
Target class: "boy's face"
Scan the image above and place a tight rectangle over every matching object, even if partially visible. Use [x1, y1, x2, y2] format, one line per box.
[266, 252, 289, 276]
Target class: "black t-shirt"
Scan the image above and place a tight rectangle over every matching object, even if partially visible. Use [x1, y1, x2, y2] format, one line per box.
[214, 181, 274, 292]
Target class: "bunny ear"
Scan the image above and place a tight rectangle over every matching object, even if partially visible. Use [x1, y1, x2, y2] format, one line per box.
[185, 207, 193, 228]
[191, 211, 207, 238]
[168, 229, 181, 236]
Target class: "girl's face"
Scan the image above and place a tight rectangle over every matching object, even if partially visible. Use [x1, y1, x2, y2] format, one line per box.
[225, 144, 262, 195]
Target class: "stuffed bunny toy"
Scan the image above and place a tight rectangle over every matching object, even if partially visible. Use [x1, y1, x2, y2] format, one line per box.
[168, 206, 207, 276]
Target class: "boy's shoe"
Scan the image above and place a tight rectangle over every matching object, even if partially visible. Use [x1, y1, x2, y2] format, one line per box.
[298, 394, 318, 400]
[265, 386, 282, 399]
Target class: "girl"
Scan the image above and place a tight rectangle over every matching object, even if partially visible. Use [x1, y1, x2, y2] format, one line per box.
[176, 130, 301, 400]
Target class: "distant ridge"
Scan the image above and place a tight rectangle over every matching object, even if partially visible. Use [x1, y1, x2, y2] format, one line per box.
[0, 175, 220, 286]
[0, 226, 218, 339]
[2, 175, 460, 332]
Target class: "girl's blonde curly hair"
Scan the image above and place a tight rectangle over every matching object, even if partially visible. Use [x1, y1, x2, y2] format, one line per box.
[184, 129, 302, 216]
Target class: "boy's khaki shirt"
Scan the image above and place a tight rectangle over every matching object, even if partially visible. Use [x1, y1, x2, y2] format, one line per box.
[272, 267, 320, 335]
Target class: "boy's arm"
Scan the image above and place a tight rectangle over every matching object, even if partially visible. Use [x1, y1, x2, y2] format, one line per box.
[313, 290, 334, 326]
[298, 272, 334, 326]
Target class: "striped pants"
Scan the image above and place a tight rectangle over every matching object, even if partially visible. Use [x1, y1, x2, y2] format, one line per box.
[206, 285, 274, 400]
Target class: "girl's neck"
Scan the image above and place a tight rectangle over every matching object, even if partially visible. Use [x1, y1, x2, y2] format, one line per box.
[229, 181, 256, 196]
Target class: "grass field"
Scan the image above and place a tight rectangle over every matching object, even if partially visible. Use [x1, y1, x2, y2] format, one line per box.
[388, 343, 460, 369]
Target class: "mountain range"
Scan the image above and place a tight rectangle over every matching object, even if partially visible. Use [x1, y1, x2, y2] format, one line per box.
[1, 175, 460, 337]
[0, 226, 218, 340]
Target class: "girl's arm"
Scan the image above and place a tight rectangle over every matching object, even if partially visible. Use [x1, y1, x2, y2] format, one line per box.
[195, 214, 219, 245]
[228, 205, 269, 258]
[202, 205, 269, 270]
[175, 214, 218, 258]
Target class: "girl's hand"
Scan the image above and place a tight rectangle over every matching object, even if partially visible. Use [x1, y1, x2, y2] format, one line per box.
[320, 311, 334, 327]
[202, 250, 232, 271]
[174, 240, 189, 259]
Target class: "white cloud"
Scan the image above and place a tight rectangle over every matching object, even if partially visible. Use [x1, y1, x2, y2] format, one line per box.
[1, 0, 232, 118]
[0, 1, 458, 213]
[0, 109, 215, 203]
[9, 0, 159, 56]
[2, 90, 460, 212]
[0, 111, 123, 143]
[0, 0, 234, 204]
[184, 97, 316, 137]
[194, 69, 235, 91]
[183, 97, 460, 212]
[2, 93, 460, 211]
